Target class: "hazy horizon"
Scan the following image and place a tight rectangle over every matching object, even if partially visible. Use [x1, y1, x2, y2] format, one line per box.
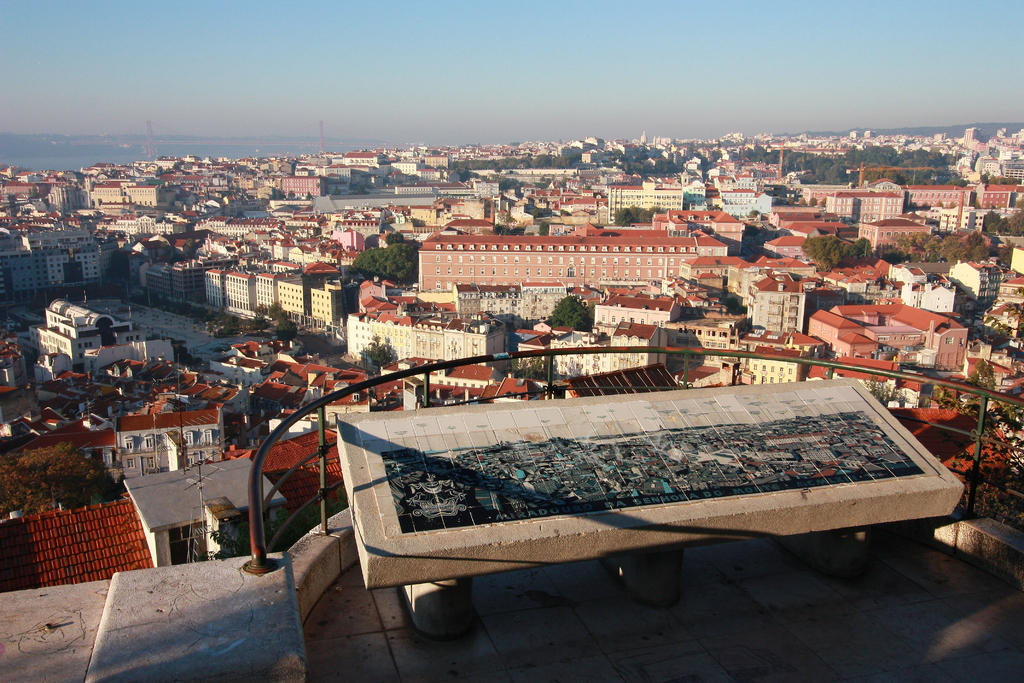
[4, 1, 1022, 145]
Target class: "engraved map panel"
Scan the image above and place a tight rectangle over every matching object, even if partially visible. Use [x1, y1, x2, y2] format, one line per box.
[351, 386, 925, 534]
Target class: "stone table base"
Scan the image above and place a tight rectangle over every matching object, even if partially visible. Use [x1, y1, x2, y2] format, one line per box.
[402, 577, 475, 640]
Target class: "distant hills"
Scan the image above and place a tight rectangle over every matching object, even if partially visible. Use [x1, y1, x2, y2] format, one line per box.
[785, 122, 1024, 142]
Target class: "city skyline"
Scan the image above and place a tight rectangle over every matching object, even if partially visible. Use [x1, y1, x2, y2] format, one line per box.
[4, 0, 1022, 144]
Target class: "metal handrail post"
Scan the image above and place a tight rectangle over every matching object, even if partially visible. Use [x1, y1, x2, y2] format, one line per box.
[545, 353, 555, 399]
[317, 406, 328, 534]
[423, 371, 431, 408]
[967, 394, 989, 516]
[682, 350, 690, 389]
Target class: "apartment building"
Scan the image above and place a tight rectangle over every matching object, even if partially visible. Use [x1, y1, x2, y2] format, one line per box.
[453, 283, 567, 325]
[749, 274, 808, 333]
[718, 189, 773, 219]
[310, 281, 345, 332]
[280, 176, 326, 197]
[948, 261, 1002, 308]
[116, 408, 223, 479]
[807, 303, 967, 370]
[347, 312, 506, 365]
[744, 346, 808, 385]
[277, 277, 307, 322]
[594, 294, 681, 329]
[607, 181, 684, 216]
[652, 210, 744, 254]
[418, 230, 728, 291]
[533, 323, 667, 379]
[144, 259, 228, 303]
[662, 317, 744, 352]
[900, 281, 957, 313]
[0, 228, 109, 299]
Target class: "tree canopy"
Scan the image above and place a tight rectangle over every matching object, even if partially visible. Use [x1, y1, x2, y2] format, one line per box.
[0, 442, 116, 514]
[351, 242, 419, 282]
[802, 236, 872, 270]
[550, 296, 593, 331]
[744, 146, 954, 185]
[981, 209, 1024, 235]
[887, 231, 990, 263]
[364, 335, 394, 369]
[614, 206, 659, 226]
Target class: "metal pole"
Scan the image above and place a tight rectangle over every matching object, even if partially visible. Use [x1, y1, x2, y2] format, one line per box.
[682, 350, 690, 389]
[317, 406, 328, 535]
[967, 394, 988, 516]
[422, 371, 431, 408]
[545, 353, 555, 399]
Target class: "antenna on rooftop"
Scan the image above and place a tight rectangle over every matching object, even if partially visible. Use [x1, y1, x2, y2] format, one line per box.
[184, 462, 220, 563]
[144, 121, 157, 160]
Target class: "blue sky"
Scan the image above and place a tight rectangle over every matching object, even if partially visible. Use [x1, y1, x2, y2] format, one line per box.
[3, 0, 1021, 144]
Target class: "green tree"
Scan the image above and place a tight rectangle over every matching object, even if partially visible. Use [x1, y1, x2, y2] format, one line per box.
[537, 221, 550, 236]
[351, 242, 419, 282]
[866, 380, 904, 406]
[385, 232, 405, 245]
[510, 356, 547, 381]
[365, 335, 394, 369]
[852, 237, 874, 259]
[550, 296, 592, 331]
[614, 206, 658, 226]
[268, 303, 288, 325]
[803, 236, 846, 270]
[275, 317, 298, 342]
[968, 360, 996, 391]
[0, 443, 116, 514]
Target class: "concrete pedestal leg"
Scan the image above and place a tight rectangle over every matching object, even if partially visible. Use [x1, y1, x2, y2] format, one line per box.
[602, 549, 684, 607]
[778, 527, 870, 579]
[402, 578, 475, 640]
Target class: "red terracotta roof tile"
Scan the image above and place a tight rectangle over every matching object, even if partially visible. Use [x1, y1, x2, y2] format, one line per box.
[0, 499, 152, 593]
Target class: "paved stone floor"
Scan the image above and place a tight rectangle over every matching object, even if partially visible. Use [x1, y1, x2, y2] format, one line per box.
[303, 533, 1024, 682]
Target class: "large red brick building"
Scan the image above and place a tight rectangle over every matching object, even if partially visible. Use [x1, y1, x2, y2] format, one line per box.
[418, 228, 728, 291]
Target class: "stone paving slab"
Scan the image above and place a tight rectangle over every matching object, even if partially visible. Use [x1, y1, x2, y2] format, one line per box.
[87, 554, 305, 682]
[0, 579, 108, 683]
[305, 533, 1024, 682]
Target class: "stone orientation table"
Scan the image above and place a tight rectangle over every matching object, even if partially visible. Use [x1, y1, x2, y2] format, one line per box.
[337, 379, 963, 636]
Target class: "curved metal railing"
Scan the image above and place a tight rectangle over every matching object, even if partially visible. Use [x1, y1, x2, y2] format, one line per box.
[243, 346, 1024, 573]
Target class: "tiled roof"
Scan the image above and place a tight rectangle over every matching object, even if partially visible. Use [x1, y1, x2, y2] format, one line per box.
[889, 408, 976, 465]
[250, 431, 343, 512]
[566, 363, 677, 397]
[0, 499, 152, 593]
[117, 409, 219, 432]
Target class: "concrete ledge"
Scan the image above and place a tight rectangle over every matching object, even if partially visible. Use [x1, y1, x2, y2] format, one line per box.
[885, 516, 1024, 591]
[288, 508, 358, 622]
[86, 554, 306, 682]
[0, 579, 109, 683]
